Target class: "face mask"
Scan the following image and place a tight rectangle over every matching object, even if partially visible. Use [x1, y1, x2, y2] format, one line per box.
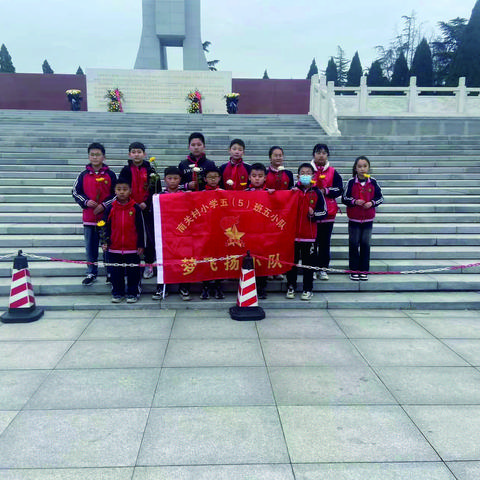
[299, 175, 312, 186]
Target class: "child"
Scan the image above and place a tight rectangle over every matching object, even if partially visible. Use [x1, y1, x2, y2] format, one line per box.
[342, 156, 383, 281]
[178, 132, 216, 191]
[151, 167, 191, 301]
[72, 142, 116, 286]
[220, 139, 251, 190]
[119, 142, 156, 279]
[101, 178, 146, 303]
[265, 146, 294, 190]
[311, 143, 343, 281]
[204, 166, 224, 191]
[245, 163, 274, 299]
[286, 163, 327, 301]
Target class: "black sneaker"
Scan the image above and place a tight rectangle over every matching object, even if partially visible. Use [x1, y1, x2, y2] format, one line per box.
[359, 274, 368, 281]
[152, 285, 168, 300]
[214, 288, 225, 300]
[179, 288, 191, 301]
[258, 289, 267, 300]
[200, 287, 210, 300]
[82, 274, 96, 286]
[349, 274, 360, 281]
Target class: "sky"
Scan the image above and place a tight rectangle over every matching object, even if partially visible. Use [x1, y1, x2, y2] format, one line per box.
[0, 0, 474, 78]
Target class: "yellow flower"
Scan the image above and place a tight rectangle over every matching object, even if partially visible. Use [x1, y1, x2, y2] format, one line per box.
[240, 182, 247, 186]
[97, 220, 106, 227]
[149, 156, 156, 163]
[319, 175, 326, 179]
[364, 174, 371, 179]
[95, 177, 106, 183]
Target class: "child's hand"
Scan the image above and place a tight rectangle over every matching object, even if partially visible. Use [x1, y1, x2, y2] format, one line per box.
[355, 199, 365, 206]
[101, 244, 108, 252]
[188, 180, 198, 190]
[363, 201, 373, 209]
[137, 247, 144, 255]
[308, 206, 314, 216]
[86, 200, 98, 208]
[267, 189, 275, 194]
[139, 202, 147, 210]
[93, 204, 104, 215]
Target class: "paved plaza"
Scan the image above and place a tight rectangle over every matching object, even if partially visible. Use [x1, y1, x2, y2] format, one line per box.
[0, 307, 480, 479]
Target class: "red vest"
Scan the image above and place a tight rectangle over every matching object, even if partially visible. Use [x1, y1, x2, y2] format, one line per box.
[107, 199, 139, 253]
[265, 169, 290, 190]
[129, 164, 149, 204]
[314, 166, 338, 219]
[295, 188, 319, 241]
[347, 179, 376, 222]
[222, 160, 249, 190]
[82, 166, 114, 225]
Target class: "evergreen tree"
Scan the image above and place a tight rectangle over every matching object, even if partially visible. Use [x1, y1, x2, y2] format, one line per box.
[42, 59, 54, 74]
[325, 58, 338, 85]
[306, 58, 318, 80]
[431, 18, 467, 85]
[334, 46, 349, 86]
[0, 44, 15, 73]
[367, 60, 388, 86]
[391, 51, 410, 86]
[448, 0, 480, 87]
[410, 37, 433, 86]
[346, 51, 363, 86]
[262, 69, 269, 79]
[76, 66, 85, 75]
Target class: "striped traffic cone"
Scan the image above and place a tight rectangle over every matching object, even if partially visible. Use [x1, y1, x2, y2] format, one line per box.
[1, 251, 44, 323]
[229, 251, 265, 321]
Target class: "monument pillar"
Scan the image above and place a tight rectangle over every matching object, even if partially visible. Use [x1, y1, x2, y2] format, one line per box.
[135, 0, 208, 71]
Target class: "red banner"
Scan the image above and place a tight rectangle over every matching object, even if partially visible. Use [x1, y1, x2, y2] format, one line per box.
[153, 190, 299, 284]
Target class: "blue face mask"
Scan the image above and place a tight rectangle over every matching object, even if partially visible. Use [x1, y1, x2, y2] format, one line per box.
[299, 175, 312, 186]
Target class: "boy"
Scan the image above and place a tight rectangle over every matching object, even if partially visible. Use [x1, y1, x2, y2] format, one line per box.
[73, 142, 116, 286]
[220, 139, 251, 190]
[151, 167, 191, 301]
[101, 178, 146, 303]
[245, 163, 274, 299]
[119, 142, 156, 279]
[178, 132, 216, 191]
[204, 166, 224, 191]
[285, 163, 327, 301]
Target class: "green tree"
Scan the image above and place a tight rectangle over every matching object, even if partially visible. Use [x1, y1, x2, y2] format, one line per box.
[391, 51, 409, 86]
[0, 44, 15, 73]
[410, 37, 433, 86]
[42, 59, 54, 74]
[262, 69, 269, 79]
[76, 66, 85, 75]
[431, 18, 467, 85]
[207, 60, 219, 71]
[346, 51, 363, 86]
[448, 0, 480, 87]
[325, 57, 338, 85]
[334, 46, 349, 85]
[367, 60, 388, 86]
[306, 58, 318, 80]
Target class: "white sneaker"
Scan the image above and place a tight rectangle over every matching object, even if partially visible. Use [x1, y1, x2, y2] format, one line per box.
[301, 291, 313, 301]
[143, 266, 154, 279]
[319, 271, 329, 281]
[286, 286, 295, 299]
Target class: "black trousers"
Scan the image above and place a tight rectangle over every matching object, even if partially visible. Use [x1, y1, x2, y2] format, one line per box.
[348, 221, 373, 272]
[315, 221, 334, 268]
[286, 241, 316, 292]
[108, 252, 142, 297]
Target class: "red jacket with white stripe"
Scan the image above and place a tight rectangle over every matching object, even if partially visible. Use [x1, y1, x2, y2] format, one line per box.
[342, 176, 383, 223]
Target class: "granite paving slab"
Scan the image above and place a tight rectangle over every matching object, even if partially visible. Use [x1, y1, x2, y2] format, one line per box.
[410, 316, 480, 338]
[293, 462, 455, 480]
[24, 368, 160, 409]
[447, 461, 480, 480]
[0, 318, 91, 341]
[170, 316, 258, 339]
[352, 339, 469, 366]
[442, 339, 480, 366]
[279, 405, 439, 463]
[405, 405, 480, 461]
[0, 370, 50, 409]
[375, 366, 480, 404]
[153, 367, 274, 407]
[0, 341, 74, 369]
[162, 339, 265, 367]
[256, 316, 345, 339]
[137, 406, 289, 465]
[0, 411, 17, 437]
[0, 468, 134, 480]
[269, 366, 395, 405]
[0, 408, 149, 468]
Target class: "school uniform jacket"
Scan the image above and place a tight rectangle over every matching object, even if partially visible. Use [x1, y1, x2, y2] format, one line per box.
[103, 199, 146, 254]
[311, 162, 343, 222]
[342, 176, 383, 223]
[294, 186, 327, 242]
[72, 164, 116, 225]
[265, 167, 294, 190]
[178, 154, 216, 191]
[220, 159, 251, 190]
[119, 160, 154, 206]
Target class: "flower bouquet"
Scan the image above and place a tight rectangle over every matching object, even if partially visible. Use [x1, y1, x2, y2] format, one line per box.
[225, 93, 240, 114]
[186, 89, 202, 113]
[66, 89, 82, 111]
[105, 88, 124, 112]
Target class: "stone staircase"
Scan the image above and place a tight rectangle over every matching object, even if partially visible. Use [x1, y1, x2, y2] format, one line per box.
[1, 109, 480, 310]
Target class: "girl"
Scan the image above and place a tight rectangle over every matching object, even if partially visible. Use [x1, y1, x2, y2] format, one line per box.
[342, 156, 383, 281]
[311, 143, 343, 281]
[265, 146, 294, 190]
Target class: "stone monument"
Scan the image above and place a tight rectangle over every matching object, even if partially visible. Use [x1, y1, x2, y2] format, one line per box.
[135, 0, 209, 71]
